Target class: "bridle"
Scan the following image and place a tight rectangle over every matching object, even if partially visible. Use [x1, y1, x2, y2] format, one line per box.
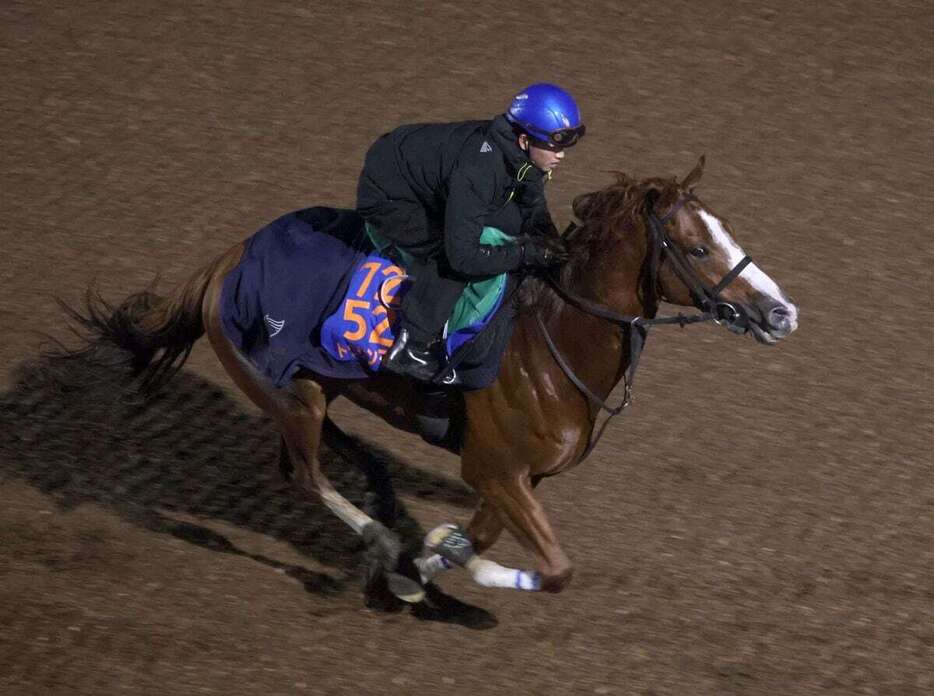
[536, 192, 753, 460]
[648, 194, 752, 329]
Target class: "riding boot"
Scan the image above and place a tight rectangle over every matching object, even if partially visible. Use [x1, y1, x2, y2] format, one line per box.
[381, 328, 442, 382]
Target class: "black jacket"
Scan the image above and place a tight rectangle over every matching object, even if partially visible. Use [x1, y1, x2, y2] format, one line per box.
[356, 115, 557, 277]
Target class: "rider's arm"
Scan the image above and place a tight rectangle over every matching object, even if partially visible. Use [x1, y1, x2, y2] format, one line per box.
[443, 166, 526, 277]
[519, 178, 560, 238]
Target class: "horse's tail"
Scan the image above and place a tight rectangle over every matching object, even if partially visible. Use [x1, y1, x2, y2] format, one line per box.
[60, 246, 238, 394]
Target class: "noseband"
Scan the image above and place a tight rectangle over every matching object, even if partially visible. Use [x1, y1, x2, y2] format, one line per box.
[537, 193, 753, 460]
[648, 194, 752, 328]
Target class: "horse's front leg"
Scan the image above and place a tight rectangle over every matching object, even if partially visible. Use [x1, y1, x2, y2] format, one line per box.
[416, 496, 505, 585]
[425, 470, 572, 592]
[467, 496, 505, 555]
[469, 471, 573, 593]
[424, 441, 573, 592]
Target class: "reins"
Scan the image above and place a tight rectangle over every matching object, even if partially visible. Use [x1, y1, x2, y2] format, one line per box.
[536, 192, 752, 462]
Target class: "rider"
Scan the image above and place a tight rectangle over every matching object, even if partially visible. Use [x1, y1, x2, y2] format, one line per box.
[356, 83, 585, 382]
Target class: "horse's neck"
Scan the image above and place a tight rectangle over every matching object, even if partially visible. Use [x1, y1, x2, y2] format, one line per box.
[542, 253, 649, 407]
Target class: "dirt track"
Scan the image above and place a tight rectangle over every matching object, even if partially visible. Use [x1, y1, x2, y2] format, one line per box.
[2, 2, 933, 694]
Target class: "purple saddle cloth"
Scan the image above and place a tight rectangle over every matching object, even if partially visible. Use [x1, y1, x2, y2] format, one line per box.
[220, 207, 514, 389]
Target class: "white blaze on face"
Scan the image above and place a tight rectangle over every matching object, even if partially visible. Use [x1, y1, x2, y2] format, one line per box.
[697, 209, 799, 325]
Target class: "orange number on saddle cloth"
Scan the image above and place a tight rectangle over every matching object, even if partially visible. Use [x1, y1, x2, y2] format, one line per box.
[342, 299, 370, 342]
[355, 261, 383, 299]
[370, 265, 405, 349]
[378, 266, 405, 309]
[321, 256, 409, 369]
[369, 305, 394, 348]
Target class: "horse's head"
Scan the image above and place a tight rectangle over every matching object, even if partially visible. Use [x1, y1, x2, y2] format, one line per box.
[639, 157, 798, 344]
[566, 157, 797, 344]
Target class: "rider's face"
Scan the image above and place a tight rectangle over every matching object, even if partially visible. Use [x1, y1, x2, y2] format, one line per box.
[518, 134, 566, 173]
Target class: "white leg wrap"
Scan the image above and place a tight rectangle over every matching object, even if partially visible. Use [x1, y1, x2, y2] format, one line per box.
[465, 556, 542, 591]
[422, 523, 541, 591]
[415, 553, 454, 584]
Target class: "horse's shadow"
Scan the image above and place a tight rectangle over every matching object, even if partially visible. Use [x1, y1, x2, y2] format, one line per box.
[0, 354, 496, 629]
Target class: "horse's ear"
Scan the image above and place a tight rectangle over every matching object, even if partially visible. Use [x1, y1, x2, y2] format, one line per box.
[682, 155, 706, 190]
[572, 191, 596, 221]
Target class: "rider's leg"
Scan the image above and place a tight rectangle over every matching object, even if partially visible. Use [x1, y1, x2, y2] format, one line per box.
[399, 256, 466, 343]
[383, 256, 465, 382]
[357, 176, 466, 382]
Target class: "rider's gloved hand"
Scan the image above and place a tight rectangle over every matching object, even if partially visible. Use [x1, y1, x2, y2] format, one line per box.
[522, 234, 569, 268]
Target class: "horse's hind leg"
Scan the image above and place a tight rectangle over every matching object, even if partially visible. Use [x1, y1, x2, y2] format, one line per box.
[277, 378, 424, 605]
[281, 379, 371, 533]
[202, 282, 423, 605]
[290, 411, 402, 606]
[321, 416, 397, 527]
[318, 412, 404, 607]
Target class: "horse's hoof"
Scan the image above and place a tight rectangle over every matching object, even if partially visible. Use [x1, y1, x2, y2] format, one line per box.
[540, 567, 574, 593]
[364, 582, 404, 613]
[425, 523, 475, 567]
[386, 571, 426, 603]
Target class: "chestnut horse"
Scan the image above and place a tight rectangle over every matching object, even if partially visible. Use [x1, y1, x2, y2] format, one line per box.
[64, 157, 797, 605]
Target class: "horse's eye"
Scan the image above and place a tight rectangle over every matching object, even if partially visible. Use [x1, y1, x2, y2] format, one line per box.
[690, 246, 709, 258]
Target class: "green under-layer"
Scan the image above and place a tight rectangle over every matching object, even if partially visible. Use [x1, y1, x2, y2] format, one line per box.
[365, 224, 514, 332]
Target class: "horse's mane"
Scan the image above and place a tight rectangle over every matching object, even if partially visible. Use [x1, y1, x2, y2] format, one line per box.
[518, 172, 682, 314]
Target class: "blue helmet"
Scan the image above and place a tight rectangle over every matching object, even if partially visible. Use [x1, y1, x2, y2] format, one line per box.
[505, 83, 585, 148]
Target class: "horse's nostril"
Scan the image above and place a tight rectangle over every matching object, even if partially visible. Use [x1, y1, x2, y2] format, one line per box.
[768, 305, 791, 326]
